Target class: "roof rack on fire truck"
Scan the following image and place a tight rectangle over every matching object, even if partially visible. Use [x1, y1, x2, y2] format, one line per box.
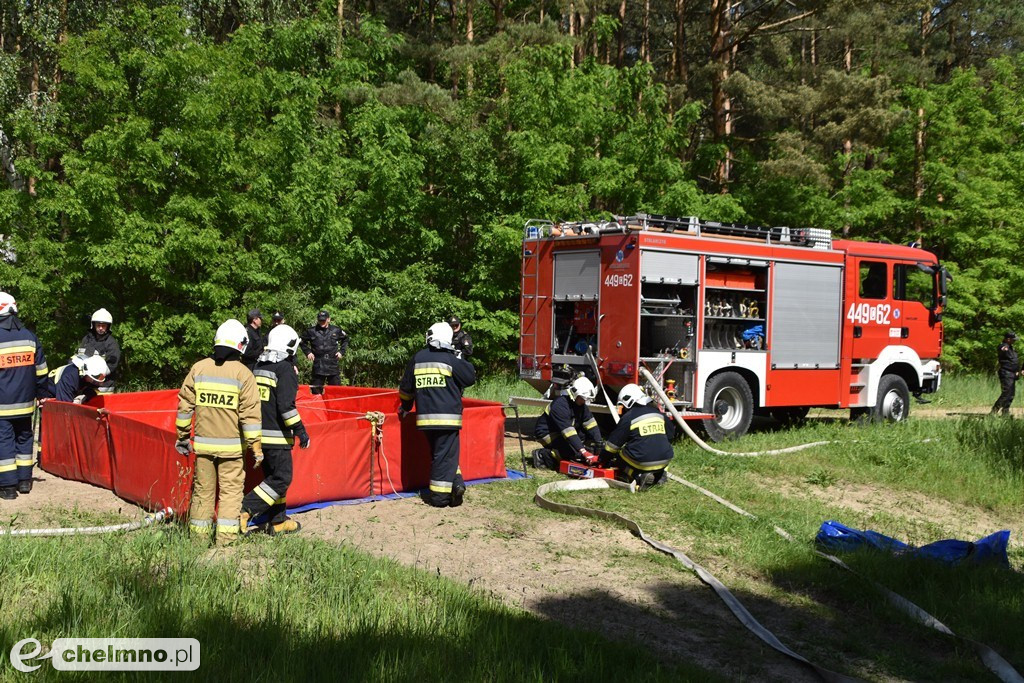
[524, 214, 833, 250]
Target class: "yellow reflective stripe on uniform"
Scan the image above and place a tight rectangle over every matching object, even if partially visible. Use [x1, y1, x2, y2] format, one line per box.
[261, 429, 290, 445]
[35, 363, 48, 377]
[413, 362, 453, 376]
[15, 457, 35, 467]
[192, 436, 244, 453]
[283, 414, 301, 427]
[175, 411, 193, 429]
[429, 479, 453, 493]
[619, 452, 672, 471]
[398, 390, 413, 400]
[216, 520, 240, 535]
[254, 369, 278, 383]
[0, 341, 34, 350]
[189, 519, 212, 533]
[630, 415, 666, 436]
[0, 459, 15, 473]
[242, 423, 261, 436]
[0, 402, 36, 417]
[416, 413, 463, 427]
[255, 482, 278, 506]
[582, 418, 598, 430]
[538, 433, 553, 445]
[604, 442, 621, 454]
[561, 427, 577, 438]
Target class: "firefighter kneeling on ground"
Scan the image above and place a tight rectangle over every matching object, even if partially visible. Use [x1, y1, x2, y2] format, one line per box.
[532, 376, 603, 469]
[599, 383, 675, 490]
[48, 355, 109, 404]
[176, 319, 262, 546]
[398, 322, 476, 508]
[240, 324, 309, 535]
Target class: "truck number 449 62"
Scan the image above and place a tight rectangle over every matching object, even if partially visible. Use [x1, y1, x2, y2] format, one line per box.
[846, 302, 891, 325]
[604, 274, 633, 287]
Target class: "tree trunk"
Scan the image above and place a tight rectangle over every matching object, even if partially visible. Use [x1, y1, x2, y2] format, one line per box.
[617, 0, 626, 67]
[674, 0, 687, 83]
[336, 0, 344, 55]
[466, 0, 474, 94]
[710, 0, 731, 191]
[641, 0, 651, 63]
[913, 5, 932, 234]
[842, 37, 853, 237]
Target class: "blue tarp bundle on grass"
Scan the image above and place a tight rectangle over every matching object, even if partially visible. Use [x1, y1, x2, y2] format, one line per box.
[816, 520, 1011, 568]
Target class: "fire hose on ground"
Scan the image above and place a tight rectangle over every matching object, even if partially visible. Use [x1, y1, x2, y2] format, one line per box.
[532, 367, 1022, 682]
[0, 507, 174, 538]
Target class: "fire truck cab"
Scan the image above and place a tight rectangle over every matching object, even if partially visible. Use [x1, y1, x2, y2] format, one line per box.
[519, 215, 948, 440]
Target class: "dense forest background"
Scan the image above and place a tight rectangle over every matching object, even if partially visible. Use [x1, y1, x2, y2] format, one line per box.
[2, 0, 1023, 385]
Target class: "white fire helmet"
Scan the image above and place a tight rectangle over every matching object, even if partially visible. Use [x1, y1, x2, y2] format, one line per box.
[616, 383, 651, 410]
[214, 319, 249, 353]
[82, 355, 109, 383]
[265, 324, 300, 360]
[426, 322, 453, 349]
[0, 292, 17, 317]
[567, 376, 597, 403]
[91, 308, 113, 325]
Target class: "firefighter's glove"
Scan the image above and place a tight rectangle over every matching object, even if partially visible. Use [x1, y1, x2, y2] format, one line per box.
[398, 406, 410, 420]
[174, 438, 192, 456]
[251, 443, 264, 468]
[453, 349, 464, 360]
[294, 426, 311, 450]
[580, 449, 599, 466]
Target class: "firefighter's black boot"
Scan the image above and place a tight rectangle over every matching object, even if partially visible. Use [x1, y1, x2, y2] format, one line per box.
[0, 487, 17, 500]
[532, 448, 555, 470]
[17, 480, 31, 495]
[450, 481, 466, 508]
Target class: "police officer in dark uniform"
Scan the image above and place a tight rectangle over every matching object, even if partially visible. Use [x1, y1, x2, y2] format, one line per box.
[532, 376, 602, 469]
[600, 383, 675, 490]
[299, 310, 349, 395]
[398, 322, 475, 508]
[447, 315, 473, 358]
[991, 331, 1020, 416]
[241, 309, 264, 371]
[0, 293, 50, 499]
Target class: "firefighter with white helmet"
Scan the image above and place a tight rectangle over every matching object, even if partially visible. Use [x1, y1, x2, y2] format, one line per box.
[240, 324, 309, 535]
[0, 293, 50, 499]
[532, 375, 603, 469]
[176, 319, 262, 545]
[398, 321, 476, 507]
[599, 383, 675, 490]
[76, 308, 121, 394]
[48, 354, 109, 404]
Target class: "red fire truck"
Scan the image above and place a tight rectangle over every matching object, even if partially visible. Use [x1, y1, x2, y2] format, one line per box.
[518, 215, 949, 440]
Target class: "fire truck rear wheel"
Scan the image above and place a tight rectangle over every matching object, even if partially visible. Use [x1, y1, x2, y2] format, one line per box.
[872, 375, 911, 423]
[701, 372, 754, 441]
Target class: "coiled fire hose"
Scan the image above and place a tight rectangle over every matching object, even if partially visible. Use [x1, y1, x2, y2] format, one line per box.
[0, 507, 174, 537]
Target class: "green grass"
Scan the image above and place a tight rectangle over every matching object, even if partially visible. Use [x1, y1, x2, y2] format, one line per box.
[464, 373, 538, 405]
[0, 529, 715, 682]
[526, 414, 1024, 680]
[929, 372, 1001, 408]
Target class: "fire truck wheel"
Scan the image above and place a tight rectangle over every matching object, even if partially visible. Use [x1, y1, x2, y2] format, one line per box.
[701, 372, 754, 441]
[872, 375, 911, 423]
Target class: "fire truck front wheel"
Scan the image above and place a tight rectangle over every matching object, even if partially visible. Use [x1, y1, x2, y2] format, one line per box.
[701, 372, 754, 441]
[872, 374, 911, 423]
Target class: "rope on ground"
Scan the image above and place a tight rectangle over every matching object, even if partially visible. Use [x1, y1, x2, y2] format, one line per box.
[361, 411, 399, 496]
[0, 507, 174, 537]
[534, 478, 858, 683]
[664, 472, 1024, 683]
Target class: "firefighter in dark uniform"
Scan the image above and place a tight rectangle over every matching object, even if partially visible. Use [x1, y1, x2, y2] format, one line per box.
[241, 324, 310, 535]
[532, 376, 602, 469]
[991, 331, 1020, 416]
[241, 309, 264, 371]
[77, 308, 120, 394]
[447, 315, 473, 358]
[300, 310, 349, 395]
[49, 355, 109, 403]
[398, 322, 476, 507]
[0, 293, 50, 499]
[600, 383, 675, 490]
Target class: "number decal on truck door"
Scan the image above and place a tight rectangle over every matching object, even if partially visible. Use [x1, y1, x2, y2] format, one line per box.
[846, 303, 891, 325]
[604, 274, 634, 287]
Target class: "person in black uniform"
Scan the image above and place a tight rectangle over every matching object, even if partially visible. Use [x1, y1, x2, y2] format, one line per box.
[447, 315, 473, 358]
[398, 322, 476, 508]
[300, 310, 349, 395]
[77, 308, 120, 395]
[0, 293, 50, 498]
[991, 331, 1020, 416]
[241, 309, 264, 371]
[241, 324, 310, 535]
[532, 376, 602, 469]
[600, 383, 675, 490]
[49, 355, 109, 403]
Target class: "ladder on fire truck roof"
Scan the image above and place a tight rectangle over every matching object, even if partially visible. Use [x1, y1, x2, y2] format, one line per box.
[523, 214, 833, 250]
